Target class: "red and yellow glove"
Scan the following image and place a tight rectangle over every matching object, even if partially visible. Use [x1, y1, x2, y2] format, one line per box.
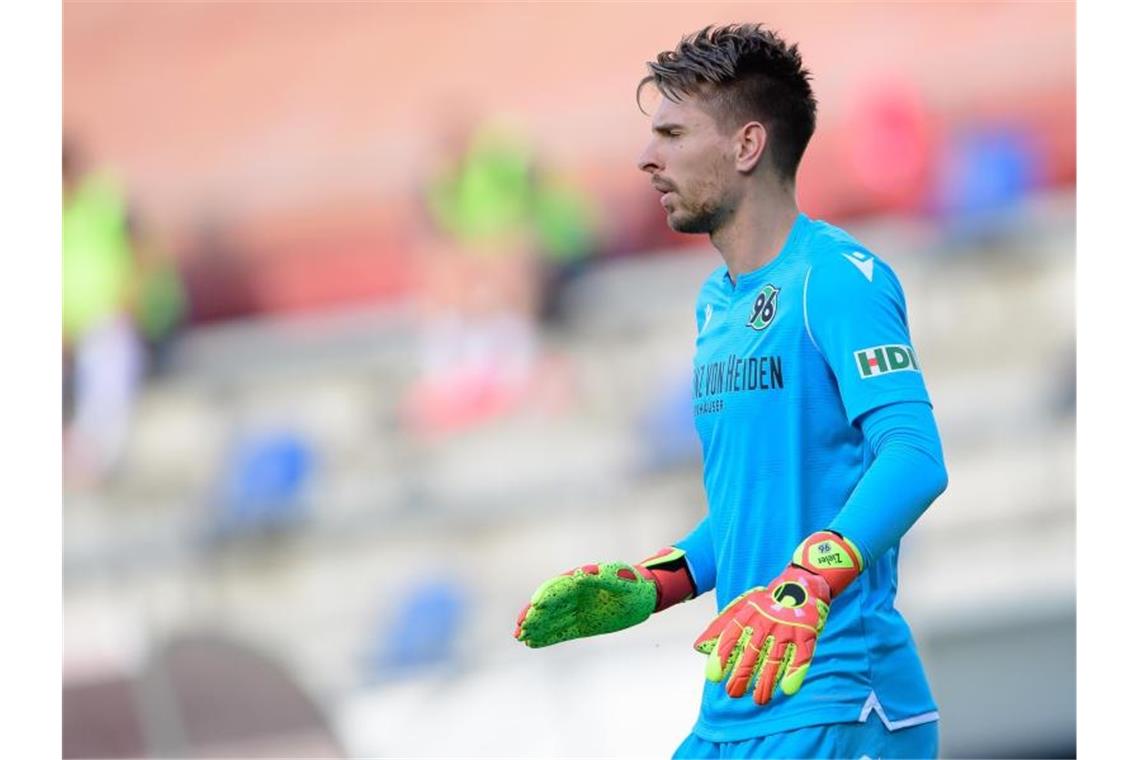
[693, 531, 864, 705]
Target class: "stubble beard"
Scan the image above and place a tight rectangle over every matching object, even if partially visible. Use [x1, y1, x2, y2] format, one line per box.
[667, 192, 730, 235]
[666, 161, 735, 235]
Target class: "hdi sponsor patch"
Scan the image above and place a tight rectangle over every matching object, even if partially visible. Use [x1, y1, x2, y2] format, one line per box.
[854, 344, 920, 379]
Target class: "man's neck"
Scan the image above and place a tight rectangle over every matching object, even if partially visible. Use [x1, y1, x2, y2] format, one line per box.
[710, 184, 800, 283]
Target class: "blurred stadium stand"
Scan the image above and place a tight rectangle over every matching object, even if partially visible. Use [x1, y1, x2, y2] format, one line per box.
[64, 2, 1073, 322]
[64, 191, 1074, 758]
[64, 633, 343, 758]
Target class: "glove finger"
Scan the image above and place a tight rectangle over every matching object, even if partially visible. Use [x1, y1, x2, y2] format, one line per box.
[518, 614, 585, 648]
[726, 629, 767, 698]
[516, 591, 580, 647]
[526, 569, 604, 625]
[704, 632, 729, 682]
[525, 595, 654, 647]
[694, 613, 730, 654]
[694, 635, 718, 655]
[753, 639, 789, 706]
[780, 632, 817, 696]
[530, 571, 586, 606]
[706, 616, 750, 683]
[526, 576, 566, 613]
[515, 605, 547, 646]
[692, 589, 756, 653]
[774, 643, 794, 689]
[513, 602, 533, 640]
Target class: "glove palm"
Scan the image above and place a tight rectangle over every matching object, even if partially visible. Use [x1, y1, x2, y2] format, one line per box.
[515, 561, 658, 648]
[694, 531, 864, 705]
[694, 566, 830, 704]
[514, 547, 694, 648]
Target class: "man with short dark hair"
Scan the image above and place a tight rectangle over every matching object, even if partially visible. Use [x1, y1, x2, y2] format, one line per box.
[515, 24, 947, 758]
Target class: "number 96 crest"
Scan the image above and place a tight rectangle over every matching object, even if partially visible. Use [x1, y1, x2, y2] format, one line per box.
[748, 284, 780, 331]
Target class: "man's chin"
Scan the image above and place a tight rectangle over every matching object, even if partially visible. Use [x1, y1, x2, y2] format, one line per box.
[667, 212, 710, 235]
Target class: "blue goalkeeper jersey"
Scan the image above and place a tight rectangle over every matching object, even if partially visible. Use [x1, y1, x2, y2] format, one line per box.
[676, 212, 941, 742]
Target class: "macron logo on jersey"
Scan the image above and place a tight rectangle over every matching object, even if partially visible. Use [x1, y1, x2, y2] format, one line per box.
[855, 344, 920, 379]
[842, 251, 874, 282]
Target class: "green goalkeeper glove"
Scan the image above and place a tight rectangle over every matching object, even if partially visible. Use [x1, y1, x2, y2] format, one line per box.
[514, 547, 696, 648]
[693, 530, 864, 705]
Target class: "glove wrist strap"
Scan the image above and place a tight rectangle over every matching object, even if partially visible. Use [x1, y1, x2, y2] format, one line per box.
[791, 531, 864, 597]
[637, 547, 696, 613]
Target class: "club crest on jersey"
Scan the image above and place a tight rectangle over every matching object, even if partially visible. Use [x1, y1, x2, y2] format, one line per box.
[854, 344, 921, 379]
[748, 284, 780, 331]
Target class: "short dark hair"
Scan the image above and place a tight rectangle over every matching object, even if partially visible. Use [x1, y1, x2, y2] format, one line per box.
[637, 23, 817, 180]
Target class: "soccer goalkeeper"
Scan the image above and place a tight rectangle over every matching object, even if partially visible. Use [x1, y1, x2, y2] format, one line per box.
[514, 23, 949, 760]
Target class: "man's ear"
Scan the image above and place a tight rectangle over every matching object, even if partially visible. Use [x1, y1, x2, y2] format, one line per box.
[735, 121, 767, 173]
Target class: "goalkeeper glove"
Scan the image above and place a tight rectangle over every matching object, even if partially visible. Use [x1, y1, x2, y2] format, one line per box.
[514, 546, 696, 648]
[693, 530, 864, 705]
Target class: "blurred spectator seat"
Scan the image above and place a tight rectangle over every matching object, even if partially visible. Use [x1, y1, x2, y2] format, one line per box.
[365, 579, 468, 679]
[637, 371, 701, 472]
[208, 431, 315, 541]
[63, 676, 147, 759]
[935, 125, 1042, 239]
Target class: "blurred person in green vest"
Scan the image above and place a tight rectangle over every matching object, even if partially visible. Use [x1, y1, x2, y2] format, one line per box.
[424, 118, 600, 320]
[406, 113, 597, 433]
[529, 164, 602, 325]
[62, 138, 145, 487]
[425, 120, 536, 251]
[125, 207, 188, 376]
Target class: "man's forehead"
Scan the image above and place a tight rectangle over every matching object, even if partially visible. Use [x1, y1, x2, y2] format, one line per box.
[651, 95, 713, 128]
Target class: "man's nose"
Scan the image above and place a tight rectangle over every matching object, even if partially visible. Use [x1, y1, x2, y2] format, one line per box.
[637, 142, 660, 174]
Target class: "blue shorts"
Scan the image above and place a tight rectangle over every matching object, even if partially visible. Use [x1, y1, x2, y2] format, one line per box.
[672, 712, 938, 759]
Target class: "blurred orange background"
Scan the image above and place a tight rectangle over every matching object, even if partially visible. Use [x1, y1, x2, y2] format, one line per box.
[65, 2, 1073, 315]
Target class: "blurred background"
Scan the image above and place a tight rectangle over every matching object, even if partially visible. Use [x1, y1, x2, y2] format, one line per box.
[62, 3, 1074, 758]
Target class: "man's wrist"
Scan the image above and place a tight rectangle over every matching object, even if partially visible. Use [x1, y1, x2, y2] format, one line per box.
[637, 547, 697, 612]
[791, 530, 864, 597]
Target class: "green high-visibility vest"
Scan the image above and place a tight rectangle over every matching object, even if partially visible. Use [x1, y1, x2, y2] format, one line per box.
[62, 175, 134, 342]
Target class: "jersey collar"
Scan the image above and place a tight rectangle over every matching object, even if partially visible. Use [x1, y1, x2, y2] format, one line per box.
[723, 212, 811, 291]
